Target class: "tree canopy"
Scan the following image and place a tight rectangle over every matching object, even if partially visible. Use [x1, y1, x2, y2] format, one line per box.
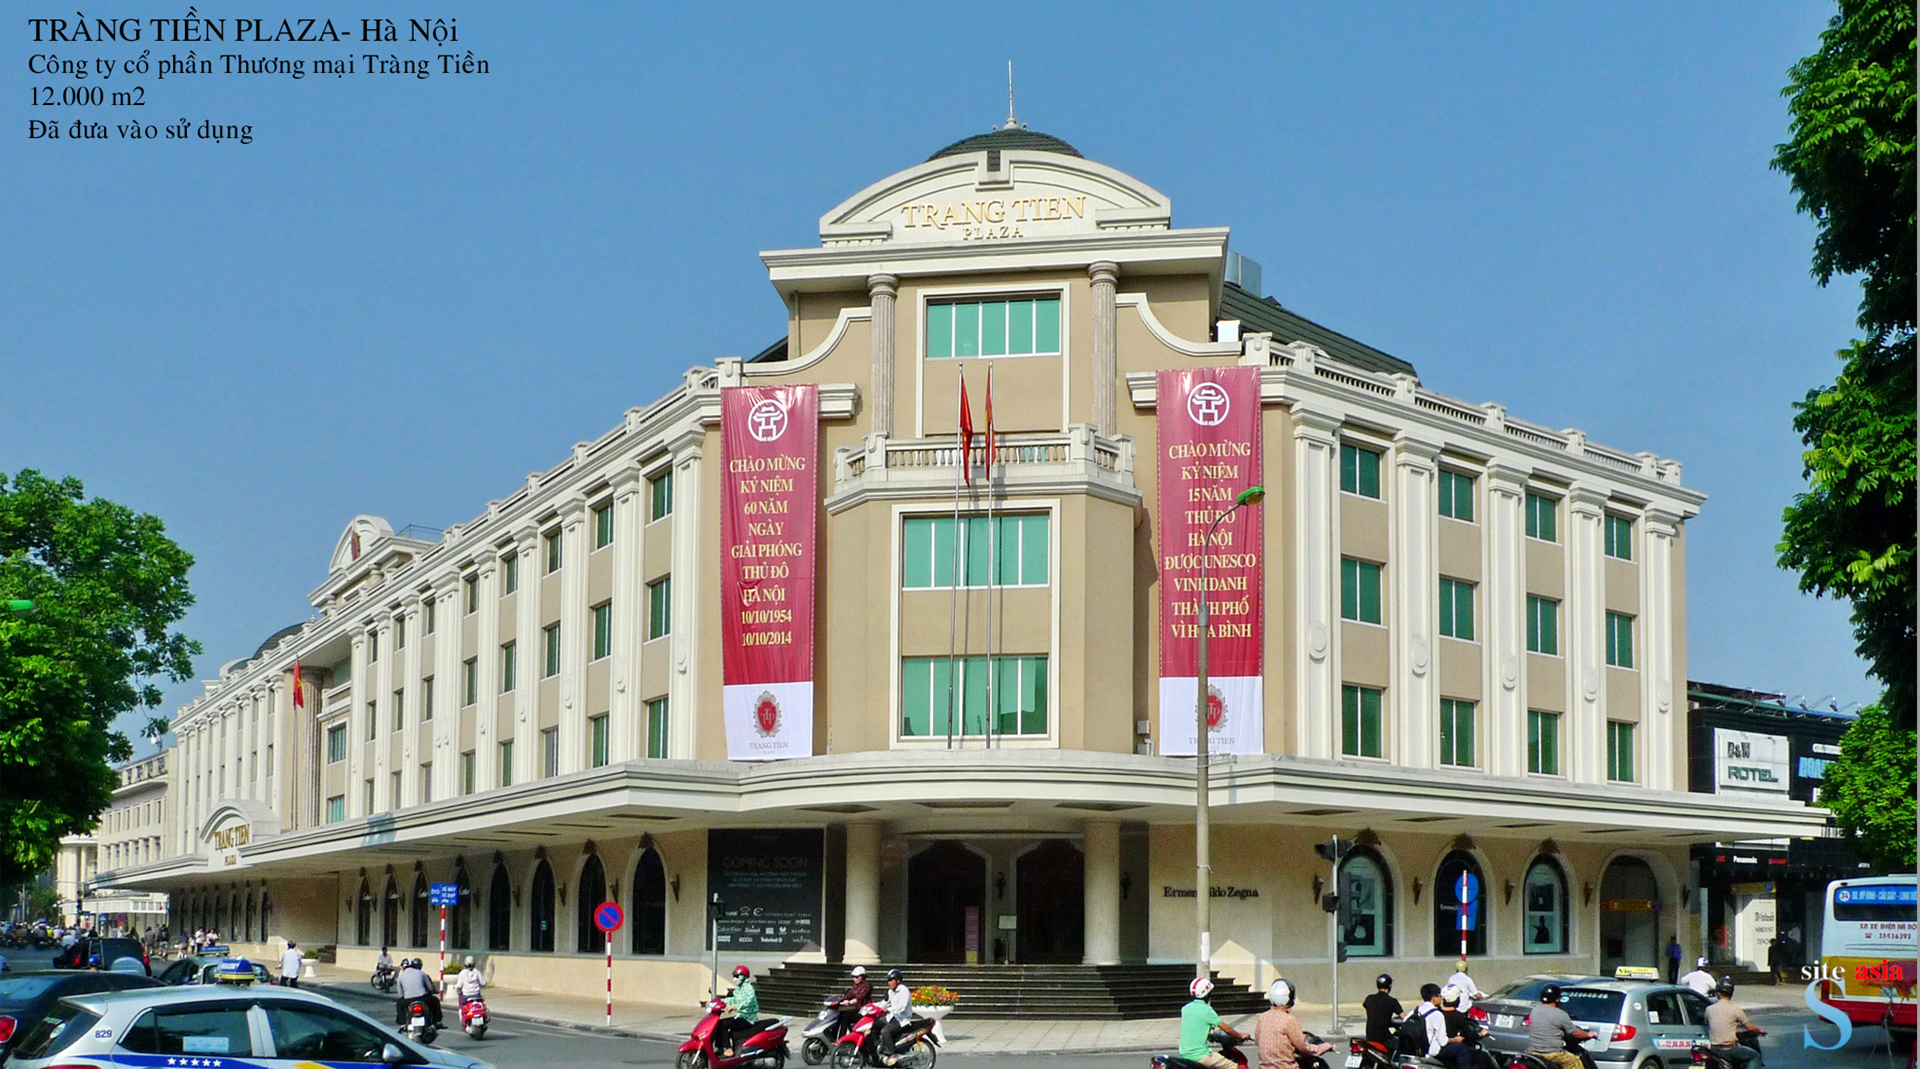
[0, 470, 199, 887]
[1816, 703, 1918, 871]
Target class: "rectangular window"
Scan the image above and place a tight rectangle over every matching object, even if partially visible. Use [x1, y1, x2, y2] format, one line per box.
[926, 296, 1062, 359]
[326, 724, 347, 763]
[423, 599, 436, 635]
[1341, 684, 1384, 758]
[1604, 514, 1634, 560]
[1340, 558, 1383, 624]
[593, 503, 614, 549]
[362, 778, 374, 813]
[367, 630, 379, 662]
[365, 701, 377, 741]
[462, 658, 478, 706]
[392, 688, 405, 732]
[899, 655, 1050, 738]
[1606, 611, 1635, 668]
[501, 554, 519, 596]
[646, 697, 670, 759]
[1525, 492, 1558, 542]
[1437, 470, 1475, 522]
[464, 575, 478, 614]
[419, 763, 432, 804]
[649, 469, 674, 521]
[497, 740, 514, 787]
[590, 714, 610, 768]
[542, 727, 559, 778]
[1528, 710, 1561, 775]
[389, 771, 400, 810]
[544, 529, 563, 573]
[1606, 721, 1636, 782]
[500, 642, 517, 691]
[393, 617, 406, 649]
[326, 795, 345, 823]
[1439, 578, 1477, 641]
[460, 751, 476, 795]
[543, 624, 561, 677]
[1439, 698, 1476, 767]
[901, 513, 1049, 588]
[421, 677, 434, 722]
[1339, 443, 1381, 499]
[1526, 595, 1560, 655]
[648, 577, 672, 640]
[592, 601, 612, 660]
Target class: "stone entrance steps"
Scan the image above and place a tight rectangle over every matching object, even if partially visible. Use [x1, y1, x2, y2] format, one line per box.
[755, 962, 1267, 1020]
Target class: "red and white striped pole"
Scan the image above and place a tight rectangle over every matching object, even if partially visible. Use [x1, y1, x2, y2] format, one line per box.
[605, 931, 613, 1026]
[439, 906, 447, 982]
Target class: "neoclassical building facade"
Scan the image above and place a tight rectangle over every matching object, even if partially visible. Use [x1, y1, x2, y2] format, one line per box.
[116, 126, 1824, 1000]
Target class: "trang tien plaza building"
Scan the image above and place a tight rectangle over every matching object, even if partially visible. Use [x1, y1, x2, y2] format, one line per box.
[112, 125, 1825, 1006]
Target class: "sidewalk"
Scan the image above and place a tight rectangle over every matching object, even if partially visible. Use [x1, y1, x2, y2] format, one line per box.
[304, 963, 1276, 1055]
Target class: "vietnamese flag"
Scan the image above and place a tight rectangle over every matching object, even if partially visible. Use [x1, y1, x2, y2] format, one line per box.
[292, 661, 304, 708]
[958, 368, 975, 485]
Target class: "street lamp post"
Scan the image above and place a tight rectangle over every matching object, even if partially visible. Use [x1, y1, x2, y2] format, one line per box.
[1194, 485, 1264, 981]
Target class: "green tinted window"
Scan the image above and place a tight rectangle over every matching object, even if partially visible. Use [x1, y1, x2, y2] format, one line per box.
[1440, 699, 1476, 767]
[1342, 685, 1383, 758]
[1340, 444, 1380, 498]
[1525, 492, 1558, 542]
[927, 297, 1061, 358]
[1341, 558, 1382, 624]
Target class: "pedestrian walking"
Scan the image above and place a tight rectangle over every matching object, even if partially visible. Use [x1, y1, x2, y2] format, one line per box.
[1666, 936, 1683, 984]
[279, 941, 303, 988]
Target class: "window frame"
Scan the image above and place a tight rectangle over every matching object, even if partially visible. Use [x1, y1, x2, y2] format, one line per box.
[1340, 557, 1384, 625]
[590, 714, 610, 768]
[1524, 491, 1559, 543]
[1606, 611, 1635, 668]
[899, 654, 1050, 739]
[1521, 856, 1569, 954]
[462, 658, 478, 706]
[460, 750, 476, 794]
[646, 696, 670, 759]
[647, 576, 672, 641]
[1439, 578, 1477, 641]
[497, 740, 514, 787]
[541, 726, 559, 778]
[463, 575, 478, 614]
[325, 723, 348, 764]
[1437, 469, 1476, 523]
[1439, 697, 1477, 768]
[591, 601, 613, 661]
[499, 641, 517, 692]
[543, 623, 562, 678]
[1607, 721, 1636, 782]
[1604, 513, 1635, 560]
[1337, 848, 1395, 958]
[1526, 595, 1560, 655]
[923, 292, 1065, 360]
[648, 468, 674, 523]
[1341, 684, 1385, 759]
[1527, 709, 1562, 776]
[901, 512, 1051, 590]
[501, 554, 518, 597]
[1339, 442, 1382, 499]
[592, 501, 614, 550]
[544, 529, 563, 574]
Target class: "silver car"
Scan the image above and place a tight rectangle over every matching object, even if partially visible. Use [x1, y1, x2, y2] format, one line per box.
[1479, 980, 1712, 1069]
[4, 983, 494, 1069]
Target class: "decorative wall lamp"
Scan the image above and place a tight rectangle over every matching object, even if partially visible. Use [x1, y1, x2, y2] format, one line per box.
[1582, 882, 1594, 907]
[1412, 877, 1424, 904]
[1311, 875, 1324, 902]
[1504, 880, 1516, 906]
[670, 875, 681, 902]
[558, 883, 567, 907]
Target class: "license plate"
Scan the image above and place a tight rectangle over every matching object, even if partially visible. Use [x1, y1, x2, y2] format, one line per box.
[1495, 1015, 1515, 1029]
[1343, 1056, 1362, 1069]
[472, 1016, 485, 1025]
[1655, 1039, 1693, 1050]
[411, 1017, 425, 1027]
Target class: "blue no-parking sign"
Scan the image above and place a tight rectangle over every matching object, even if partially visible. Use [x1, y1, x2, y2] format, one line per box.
[1456, 872, 1481, 932]
[594, 901, 624, 934]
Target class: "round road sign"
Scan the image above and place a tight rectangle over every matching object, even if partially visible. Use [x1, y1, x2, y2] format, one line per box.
[594, 901, 624, 933]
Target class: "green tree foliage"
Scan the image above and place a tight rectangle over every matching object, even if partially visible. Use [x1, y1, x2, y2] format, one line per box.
[1817, 703, 1918, 871]
[1773, 0, 1916, 730]
[0, 470, 199, 887]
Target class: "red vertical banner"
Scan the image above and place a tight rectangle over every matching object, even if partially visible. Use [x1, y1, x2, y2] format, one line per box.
[720, 384, 819, 760]
[1156, 366, 1264, 756]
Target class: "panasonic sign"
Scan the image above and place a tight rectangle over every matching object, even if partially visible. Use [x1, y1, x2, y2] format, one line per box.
[1714, 728, 1790, 794]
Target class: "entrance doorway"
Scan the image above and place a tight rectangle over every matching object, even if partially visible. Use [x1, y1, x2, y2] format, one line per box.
[908, 842, 986, 963]
[1600, 857, 1661, 974]
[1017, 840, 1084, 964]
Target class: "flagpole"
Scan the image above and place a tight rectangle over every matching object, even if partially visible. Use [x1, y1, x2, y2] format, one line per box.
[945, 367, 966, 750]
[984, 364, 996, 749]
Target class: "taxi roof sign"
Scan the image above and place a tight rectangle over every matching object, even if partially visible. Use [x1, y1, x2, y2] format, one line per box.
[214, 958, 258, 984]
[1613, 965, 1661, 980]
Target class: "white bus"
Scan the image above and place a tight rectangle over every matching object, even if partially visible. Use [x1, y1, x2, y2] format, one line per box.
[1818, 874, 1916, 1038]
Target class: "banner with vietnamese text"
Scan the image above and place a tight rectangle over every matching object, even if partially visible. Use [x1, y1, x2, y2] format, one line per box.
[721, 384, 818, 760]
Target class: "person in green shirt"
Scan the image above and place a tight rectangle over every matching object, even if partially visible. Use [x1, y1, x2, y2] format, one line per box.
[1179, 977, 1249, 1068]
[720, 964, 760, 1055]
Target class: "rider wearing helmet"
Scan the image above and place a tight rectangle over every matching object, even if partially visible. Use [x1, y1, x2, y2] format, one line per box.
[395, 957, 442, 1030]
[1522, 983, 1594, 1069]
[1679, 957, 1716, 997]
[880, 969, 913, 1066]
[719, 965, 759, 1056]
[1704, 979, 1764, 1067]
[1179, 976, 1249, 1069]
[1255, 978, 1334, 1069]
[837, 965, 873, 1011]
[1436, 986, 1487, 1069]
[455, 955, 485, 1006]
[1361, 973, 1402, 1049]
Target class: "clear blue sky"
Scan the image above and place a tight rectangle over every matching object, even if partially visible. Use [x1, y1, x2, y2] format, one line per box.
[4, 2, 1874, 751]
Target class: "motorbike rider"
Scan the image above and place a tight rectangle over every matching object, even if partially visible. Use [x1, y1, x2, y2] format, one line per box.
[1522, 983, 1594, 1069]
[1679, 957, 1717, 998]
[454, 955, 486, 1008]
[718, 964, 760, 1057]
[880, 969, 914, 1066]
[837, 965, 873, 1010]
[1255, 978, 1333, 1069]
[1442, 962, 1487, 1015]
[396, 957, 443, 1030]
[375, 946, 394, 979]
[1361, 973, 1402, 1050]
[1436, 986, 1489, 1069]
[1703, 979, 1764, 1067]
[1179, 976, 1250, 1069]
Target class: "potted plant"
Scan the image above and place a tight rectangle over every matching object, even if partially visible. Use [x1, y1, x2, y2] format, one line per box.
[911, 984, 960, 1020]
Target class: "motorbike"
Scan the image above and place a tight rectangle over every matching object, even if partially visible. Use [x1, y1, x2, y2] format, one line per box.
[1346, 1036, 1399, 1068]
[1152, 1027, 1252, 1069]
[676, 996, 791, 1069]
[459, 994, 489, 1040]
[402, 997, 439, 1045]
[801, 1000, 854, 1065]
[370, 963, 397, 993]
[1689, 1028, 1763, 1069]
[831, 1001, 941, 1069]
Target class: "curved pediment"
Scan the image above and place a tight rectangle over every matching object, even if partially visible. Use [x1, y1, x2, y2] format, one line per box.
[197, 799, 281, 848]
[819, 148, 1172, 247]
[329, 515, 394, 575]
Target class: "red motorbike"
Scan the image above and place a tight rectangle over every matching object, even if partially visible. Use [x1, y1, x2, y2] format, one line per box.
[459, 994, 489, 1040]
[677, 997, 791, 1069]
[831, 1002, 941, 1069]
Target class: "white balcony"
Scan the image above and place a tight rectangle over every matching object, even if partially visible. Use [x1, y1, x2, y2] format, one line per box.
[827, 424, 1138, 512]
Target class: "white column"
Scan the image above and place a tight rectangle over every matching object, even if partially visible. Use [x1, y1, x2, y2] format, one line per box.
[433, 584, 461, 801]
[475, 561, 500, 789]
[1090, 261, 1118, 433]
[868, 274, 898, 438]
[1484, 463, 1528, 777]
[398, 600, 420, 806]
[1082, 821, 1121, 965]
[1565, 486, 1608, 784]
[514, 540, 540, 784]
[610, 470, 645, 762]
[1293, 406, 1342, 760]
[1391, 433, 1440, 768]
[668, 434, 704, 760]
[1641, 509, 1680, 791]
[843, 823, 881, 963]
[372, 618, 393, 811]
[347, 632, 369, 816]
[559, 504, 590, 773]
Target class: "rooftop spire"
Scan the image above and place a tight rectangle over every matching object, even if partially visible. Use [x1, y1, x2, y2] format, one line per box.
[1004, 60, 1019, 130]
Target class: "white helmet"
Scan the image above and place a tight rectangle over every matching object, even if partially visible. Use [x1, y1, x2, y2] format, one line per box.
[1440, 984, 1464, 1005]
[1190, 977, 1215, 999]
[464, 956, 476, 967]
[1696, 957, 1710, 969]
[851, 966, 866, 977]
[1267, 979, 1295, 1006]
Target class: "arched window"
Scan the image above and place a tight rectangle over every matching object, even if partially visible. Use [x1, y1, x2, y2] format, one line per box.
[411, 873, 431, 947]
[632, 849, 667, 955]
[1522, 857, 1569, 955]
[575, 855, 607, 953]
[529, 860, 556, 953]
[487, 866, 512, 951]
[356, 877, 374, 946]
[260, 892, 273, 941]
[451, 867, 473, 950]
[244, 894, 256, 943]
[1433, 851, 1488, 957]
[1339, 848, 1394, 957]
[382, 876, 401, 948]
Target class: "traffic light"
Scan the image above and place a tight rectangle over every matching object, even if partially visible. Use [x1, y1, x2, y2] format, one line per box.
[1313, 836, 1352, 864]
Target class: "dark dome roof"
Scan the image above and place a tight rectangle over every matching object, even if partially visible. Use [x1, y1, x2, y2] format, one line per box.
[929, 127, 1081, 161]
[251, 622, 306, 660]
